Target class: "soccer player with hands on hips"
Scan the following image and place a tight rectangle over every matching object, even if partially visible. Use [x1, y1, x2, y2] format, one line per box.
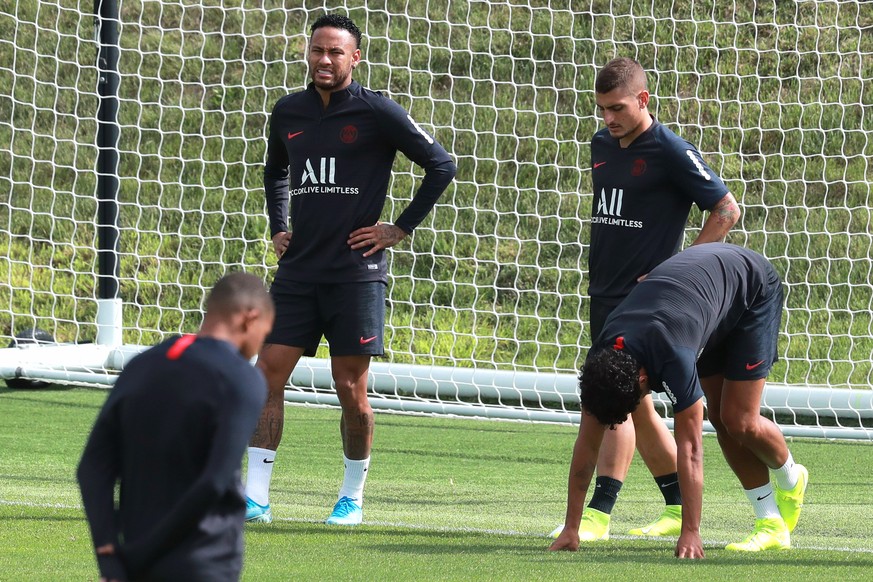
[244, 14, 456, 526]
[550, 243, 809, 558]
[550, 57, 741, 542]
[78, 273, 275, 581]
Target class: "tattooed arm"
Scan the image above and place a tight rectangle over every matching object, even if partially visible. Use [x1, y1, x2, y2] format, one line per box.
[692, 192, 741, 244]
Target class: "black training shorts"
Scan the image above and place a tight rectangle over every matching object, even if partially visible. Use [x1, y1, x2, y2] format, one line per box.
[266, 279, 386, 357]
[697, 278, 783, 381]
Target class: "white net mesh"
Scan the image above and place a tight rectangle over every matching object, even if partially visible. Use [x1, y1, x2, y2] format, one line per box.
[2, 1, 871, 432]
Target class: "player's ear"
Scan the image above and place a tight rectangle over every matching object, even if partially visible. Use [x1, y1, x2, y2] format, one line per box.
[238, 308, 259, 333]
[637, 90, 649, 110]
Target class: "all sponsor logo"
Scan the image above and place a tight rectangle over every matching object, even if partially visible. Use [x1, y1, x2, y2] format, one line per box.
[592, 187, 643, 228]
[597, 187, 624, 217]
[301, 157, 336, 185]
[290, 157, 359, 196]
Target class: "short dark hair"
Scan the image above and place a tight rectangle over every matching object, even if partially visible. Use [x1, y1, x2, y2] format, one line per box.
[311, 14, 362, 49]
[579, 348, 643, 428]
[595, 57, 647, 94]
[206, 272, 273, 317]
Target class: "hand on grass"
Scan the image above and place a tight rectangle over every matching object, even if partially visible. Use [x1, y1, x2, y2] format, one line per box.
[548, 529, 580, 552]
[675, 531, 705, 559]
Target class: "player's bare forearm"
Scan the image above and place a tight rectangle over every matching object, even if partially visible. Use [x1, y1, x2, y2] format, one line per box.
[347, 222, 408, 257]
[549, 413, 604, 551]
[673, 400, 705, 559]
[693, 192, 740, 244]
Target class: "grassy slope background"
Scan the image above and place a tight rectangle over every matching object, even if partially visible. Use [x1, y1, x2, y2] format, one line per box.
[1, 1, 872, 387]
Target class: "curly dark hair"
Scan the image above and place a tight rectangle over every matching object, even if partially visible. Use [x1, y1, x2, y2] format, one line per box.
[311, 14, 362, 49]
[579, 348, 643, 428]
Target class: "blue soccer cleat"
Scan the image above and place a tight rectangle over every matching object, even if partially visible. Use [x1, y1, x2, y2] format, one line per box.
[325, 496, 363, 526]
[245, 497, 272, 524]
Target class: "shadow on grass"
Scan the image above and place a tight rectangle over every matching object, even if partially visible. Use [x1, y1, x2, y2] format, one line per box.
[0, 507, 84, 523]
[0, 390, 104, 410]
[380, 446, 561, 466]
[375, 414, 574, 436]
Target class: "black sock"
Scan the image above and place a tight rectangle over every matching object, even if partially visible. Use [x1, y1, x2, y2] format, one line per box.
[655, 472, 682, 506]
[587, 476, 623, 514]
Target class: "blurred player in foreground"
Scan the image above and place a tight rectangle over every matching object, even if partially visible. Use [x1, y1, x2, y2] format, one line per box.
[244, 13, 456, 526]
[550, 244, 808, 558]
[78, 273, 274, 581]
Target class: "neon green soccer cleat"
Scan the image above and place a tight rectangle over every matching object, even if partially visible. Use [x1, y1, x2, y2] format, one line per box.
[549, 507, 610, 541]
[628, 504, 682, 536]
[775, 464, 808, 532]
[725, 518, 790, 552]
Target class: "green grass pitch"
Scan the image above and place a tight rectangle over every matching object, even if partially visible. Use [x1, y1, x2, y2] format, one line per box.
[1, 385, 872, 580]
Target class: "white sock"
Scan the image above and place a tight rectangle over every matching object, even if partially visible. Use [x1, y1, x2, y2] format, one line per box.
[245, 447, 276, 506]
[772, 452, 799, 490]
[337, 455, 370, 503]
[744, 483, 781, 520]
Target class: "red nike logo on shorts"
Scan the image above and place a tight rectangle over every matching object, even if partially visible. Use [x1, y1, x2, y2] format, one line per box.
[287, 131, 304, 140]
[745, 360, 765, 370]
[594, 162, 606, 168]
[360, 336, 378, 345]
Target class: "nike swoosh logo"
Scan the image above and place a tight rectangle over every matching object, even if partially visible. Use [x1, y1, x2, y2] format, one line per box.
[262, 459, 274, 464]
[287, 131, 304, 140]
[659, 481, 679, 489]
[360, 336, 378, 345]
[593, 161, 606, 168]
[746, 360, 765, 370]
[756, 492, 772, 501]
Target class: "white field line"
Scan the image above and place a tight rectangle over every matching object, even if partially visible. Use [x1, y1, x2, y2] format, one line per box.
[3, 498, 871, 554]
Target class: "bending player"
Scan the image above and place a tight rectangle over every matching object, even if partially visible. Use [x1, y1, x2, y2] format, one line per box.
[244, 14, 456, 526]
[550, 243, 808, 558]
[550, 57, 741, 542]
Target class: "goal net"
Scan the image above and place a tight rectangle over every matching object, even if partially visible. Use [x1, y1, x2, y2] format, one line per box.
[2, 1, 871, 438]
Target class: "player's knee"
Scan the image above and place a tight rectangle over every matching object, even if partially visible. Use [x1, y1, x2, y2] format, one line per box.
[256, 355, 295, 391]
[334, 382, 370, 411]
[721, 415, 759, 443]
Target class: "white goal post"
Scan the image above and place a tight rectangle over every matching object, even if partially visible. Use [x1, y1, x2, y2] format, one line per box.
[1, 1, 871, 439]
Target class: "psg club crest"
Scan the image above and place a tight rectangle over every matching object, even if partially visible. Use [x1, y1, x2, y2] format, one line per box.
[340, 125, 358, 144]
[631, 158, 647, 176]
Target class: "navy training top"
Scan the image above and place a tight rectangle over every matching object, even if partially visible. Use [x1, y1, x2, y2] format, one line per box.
[264, 81, 457, 284]
[588, 118, 729, 300]
[77, 335, 267, 580]
[592, 243, 780, 413]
